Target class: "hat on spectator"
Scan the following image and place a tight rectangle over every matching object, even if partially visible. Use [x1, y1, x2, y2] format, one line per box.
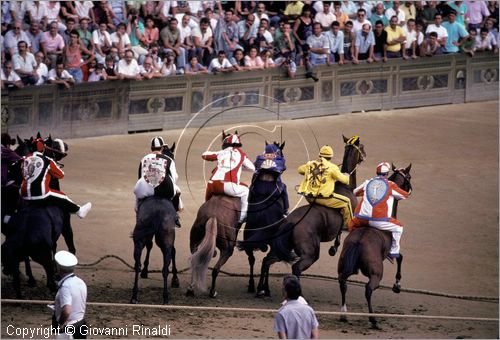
[55, 250, 78, 268]
[376, 162, 391, 175]
[151, 136, 166, 150]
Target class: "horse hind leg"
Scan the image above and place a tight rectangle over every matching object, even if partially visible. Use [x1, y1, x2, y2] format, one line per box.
[209, 247, 234, 298]
[329, 233, 342, 256]
[256, 251, 279, 297]
[160, 245, 173, 304]
[62, 212, 76, 254]
[246, 249, 256, 293]
[392, 253, 403, 293]
[24, 257, 36, 287]
[130, 239, 146, 304]
[170, 246, 180, 288]
[140, 239, 153, 278]
[365, 276, 382, 329]
[339, 276, 348, 322]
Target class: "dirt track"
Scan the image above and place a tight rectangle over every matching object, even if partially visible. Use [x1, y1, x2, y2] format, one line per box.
[2, 101, 499, 339]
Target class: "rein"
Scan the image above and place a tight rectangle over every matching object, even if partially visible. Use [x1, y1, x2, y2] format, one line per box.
[339, 143, 365, 175]
[391, 169, 413, 194]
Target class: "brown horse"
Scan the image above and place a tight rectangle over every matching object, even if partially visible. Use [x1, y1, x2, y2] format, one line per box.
[337, 163, 412, 328]
[256, 135, 366, 296]
[186, 195, 241, 298]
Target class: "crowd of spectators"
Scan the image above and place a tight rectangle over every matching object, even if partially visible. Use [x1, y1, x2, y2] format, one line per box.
[1, 1, 498, 89]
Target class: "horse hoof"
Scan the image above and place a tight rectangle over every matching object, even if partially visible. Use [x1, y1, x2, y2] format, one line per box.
[209, 290, 218, 298]
[140, 271, 148, 279]
[171, 278, 180, 288]
[328, 246, 337, 256]
[392, 283, 401, 294]
[130, 298, 139, 304]
[185, 289, 195, 297]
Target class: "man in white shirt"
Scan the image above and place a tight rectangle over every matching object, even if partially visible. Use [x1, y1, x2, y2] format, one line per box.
[315, 2, 336, 31]
[117, 49, 142, 80]
[402, 18, 422, 59]
[48, 61, 75, 89]
[306, 22, 330, 66]
[208, 50, 233, 74]
[4, 21, 31, 57]
[35, 51, 49, 85]
[111, 23, 132, 58]
[352, 8, 371, 33]
[425, 13, 448, 50]
[385, 0, 406, 26]
[13, 40, 38, 85]
[1, 60, 24, 89]
[93, 22, 113, 64]
[326, 21, 345, 65]
[192, 17, 213, 66]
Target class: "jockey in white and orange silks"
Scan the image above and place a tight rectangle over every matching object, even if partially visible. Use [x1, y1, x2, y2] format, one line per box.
[202, 133, 255, 224]
[349, 162, 410, 258]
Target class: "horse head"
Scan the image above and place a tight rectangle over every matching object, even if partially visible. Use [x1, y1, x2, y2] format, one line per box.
[14, 136, 31, 157]
[389, 163, 412, 194]
[162, 142, 176, 160]
[44, 135, 69, 162]
[340, 135, 366, 174]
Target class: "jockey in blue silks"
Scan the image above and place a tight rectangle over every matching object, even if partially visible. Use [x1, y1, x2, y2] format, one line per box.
[253, 143, 289, 216]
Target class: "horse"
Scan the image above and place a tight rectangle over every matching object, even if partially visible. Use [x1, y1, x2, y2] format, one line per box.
[256, 135, 366, 296]
[337, 163, 412, 328]
[130, 143, 179, 305]
[237, 141, 287, 293]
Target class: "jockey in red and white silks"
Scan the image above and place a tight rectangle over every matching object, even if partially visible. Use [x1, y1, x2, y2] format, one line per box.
[350, 162, 410, 257]
[202, 134, 255, 223]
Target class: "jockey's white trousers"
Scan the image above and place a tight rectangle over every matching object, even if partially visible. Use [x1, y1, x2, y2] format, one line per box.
[134, 178, 183, 211]
[368, 221, 403, 255]
[223, 182, 249, 223]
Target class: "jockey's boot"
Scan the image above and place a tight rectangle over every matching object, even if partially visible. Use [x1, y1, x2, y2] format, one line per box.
[175, 214, 181, 228]
[76, 202, 92, 219]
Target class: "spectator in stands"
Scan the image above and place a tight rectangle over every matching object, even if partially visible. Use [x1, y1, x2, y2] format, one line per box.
[255, 22, 274, 52]
[41, 21, 65, 69]
[208, 50, 233, 74]
[255, 2, 270, 27]
[157, 1, 178, 25]
[475, 27, 493, 52]
[307, 22, 329, 66]
[385, 0, 406, 26]
[192, 17, 214, 67]
[88, 63, 105, 82]
[104, 55, 120, 80]
[373, 20, 388, 62]
[483, 18, 498, 47]
[261, 49, 276, 69]
[127, 9, 149, 62]
[60, 2, 80, 24]
[385, 15, 406, 58]
[117, 49, 142, 80]
[352, 8, 371, 33]
[343, 20, 355, 61]
[293, 5, 313, 52]
[448, 1, 468, 28]
[4, 21, 31, 58]
[111, 22, 132, 58]
[460, 28, 477, 56]
[25, 1, 48, 31]
[64, 30, 92, 83]
[486, 1, 498, 27]
[421, 1, 438, 29]
[179, 14, 195, 65]
[442, 10, 469, 54]
[1, 2, 16, 33]
[26, 21, 44, 55]
[35, 51, 49, 85]
[275, 52, 297, 79]
[370, 2, 389, 28]
[77, 18, 95, 61]
[185, 55, 209, 75]
[139, 55, 163, 79]
[426, 14, 448, 51]
[333, 1, 349, 29]
[401, 1, 416, 22]
[160, 51, 177, 76]
[353, 23, 375, 64]
[341, 1, 358, 20]
[45, 1, 66, 33]
[108, 0, 127, 27]
[421, 31, 442, 56]
[143, 15, 159, 49]
[93, 22, 113, 64]
[266, 1, 286, 28]
[81, 57, 97, 81]
[402, 19, 422, 59]
[92, 1, 115, 31]
[1, 60, 24, 89]
[244, 46, 264, 70]
[466, 0, 490, 31]
[230, 48, 249, 71]
[48, 60, 75, 89]
[237, 13, 256, 51]
[315, 2, 336, 32]
[326, 21, 345, 65]
[61, 17, 77, 46]
[203, 8, 218, 33]
[148, 43, 163, 70]
[284, 1, 305, 24]
[74, 1, 95, 23]
[160, 17, 186, 71]
[355, 1, 373, 20]
[214, 9, 241, 58]
[108, 46, 120, 64]
[13, 40, 38, 86]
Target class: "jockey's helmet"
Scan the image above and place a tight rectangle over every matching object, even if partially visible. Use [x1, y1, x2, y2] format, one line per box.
[223, 134, 242, 148]
[32, 138, 45, 153]
[151, 136, 165, 151]
[319, 145, 333, 159]
[376, 162, 391, 175]
[265, 144, 279, 154]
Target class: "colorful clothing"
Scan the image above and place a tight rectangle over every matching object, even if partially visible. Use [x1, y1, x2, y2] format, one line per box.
[254, 149, 289, 213]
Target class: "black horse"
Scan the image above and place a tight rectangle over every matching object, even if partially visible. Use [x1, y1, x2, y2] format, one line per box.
[238, 141, 287, 293]
[256, 135, 366, 296]
[130, 143, 179, 304]
[337, 164, 412, 328]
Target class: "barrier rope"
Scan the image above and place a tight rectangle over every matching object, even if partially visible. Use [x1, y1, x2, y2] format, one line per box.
[75, 255, 498, 303]
[1, 299, 498, 322]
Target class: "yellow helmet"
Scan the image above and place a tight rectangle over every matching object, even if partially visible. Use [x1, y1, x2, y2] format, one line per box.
[319, 145, 333, 158]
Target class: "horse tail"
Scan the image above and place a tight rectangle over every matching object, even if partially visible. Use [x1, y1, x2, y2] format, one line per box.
[190, 217, 217, 292]
[272, 221, 297, 263]
[340, 242, 361, 278]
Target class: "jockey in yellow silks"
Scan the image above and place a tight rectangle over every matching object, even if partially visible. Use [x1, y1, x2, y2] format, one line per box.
[297, 145, 353, 228]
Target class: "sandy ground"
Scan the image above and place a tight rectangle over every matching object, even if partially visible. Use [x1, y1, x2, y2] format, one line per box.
[2, 101, 499, 339]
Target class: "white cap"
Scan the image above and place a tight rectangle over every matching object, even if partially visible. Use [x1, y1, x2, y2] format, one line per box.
[55, 250, 78, 268]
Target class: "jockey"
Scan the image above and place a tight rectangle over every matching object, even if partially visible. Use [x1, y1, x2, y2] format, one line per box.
[202, 132, 255, 225]
[134, 136, 183, 227]
[350, 162, 410, 259]
[297, 145, 353, 229]
[20, 138, 92, 219]
[254, 143, 289, 215]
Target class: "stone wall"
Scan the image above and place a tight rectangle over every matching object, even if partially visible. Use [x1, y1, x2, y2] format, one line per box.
[1, 53, 497, 139]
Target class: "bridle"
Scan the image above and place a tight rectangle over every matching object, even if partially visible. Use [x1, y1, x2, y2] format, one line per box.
[340, 142, 366, 175]
[389, 169, 413, 195]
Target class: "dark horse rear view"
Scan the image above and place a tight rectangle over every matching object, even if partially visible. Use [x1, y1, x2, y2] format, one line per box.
[338, 164, 412, 328]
